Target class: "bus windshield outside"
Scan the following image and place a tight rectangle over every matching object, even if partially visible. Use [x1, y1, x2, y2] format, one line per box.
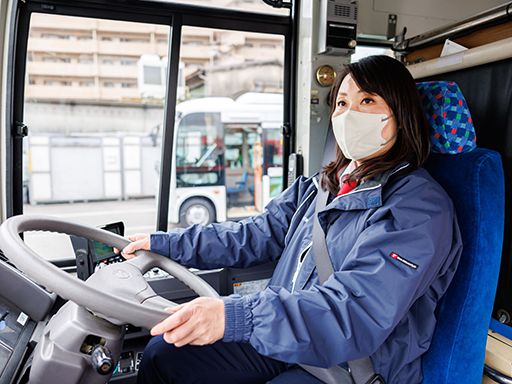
[18, 12, 286, 259]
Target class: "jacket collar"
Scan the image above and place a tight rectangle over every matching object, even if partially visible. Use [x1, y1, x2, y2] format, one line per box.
[315, 161, 410, 212]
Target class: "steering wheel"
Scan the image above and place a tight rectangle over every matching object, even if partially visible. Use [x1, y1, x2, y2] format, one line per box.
[0, 215, 219, 329]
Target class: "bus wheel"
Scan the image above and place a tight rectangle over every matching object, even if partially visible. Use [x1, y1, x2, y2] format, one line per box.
[179, 198, 216, 227]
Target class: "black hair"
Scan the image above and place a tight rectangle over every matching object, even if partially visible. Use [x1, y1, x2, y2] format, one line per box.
[322, 55, 430, 194]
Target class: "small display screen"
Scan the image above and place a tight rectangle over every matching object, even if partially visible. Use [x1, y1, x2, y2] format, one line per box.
[90, 222, 124, 262]
[92, 241, 115, 260]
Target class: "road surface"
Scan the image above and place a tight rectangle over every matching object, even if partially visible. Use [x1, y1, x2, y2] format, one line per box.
[22, 198, 257, 260]
[24, 198, 161, 260]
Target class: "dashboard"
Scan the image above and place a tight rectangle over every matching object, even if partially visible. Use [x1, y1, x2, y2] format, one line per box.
[0, 222, 276, 384]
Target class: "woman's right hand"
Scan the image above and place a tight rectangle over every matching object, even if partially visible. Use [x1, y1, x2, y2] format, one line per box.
[117, 233, 150, 259]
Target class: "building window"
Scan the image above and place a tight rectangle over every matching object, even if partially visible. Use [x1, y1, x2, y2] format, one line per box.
[42, 57, 72, 63]
[41, 33, 71, 40]
[78, 57, 94, 64]
[44, 80, 72, 86]
[184, 39, 207, 47]
[79, 80, 95, 87]
[120, 58, 137, 66]
[120, 37, 149, 43]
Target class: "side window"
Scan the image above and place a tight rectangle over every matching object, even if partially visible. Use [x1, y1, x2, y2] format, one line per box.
[23, 13, 170, 259]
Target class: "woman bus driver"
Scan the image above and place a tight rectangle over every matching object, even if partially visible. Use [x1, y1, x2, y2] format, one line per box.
[122, 55, 462, 384]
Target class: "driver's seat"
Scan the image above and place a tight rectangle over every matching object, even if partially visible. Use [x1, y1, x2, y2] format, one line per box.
[419, 81, 505, 383]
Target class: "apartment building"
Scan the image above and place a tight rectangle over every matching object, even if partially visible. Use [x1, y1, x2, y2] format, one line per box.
[25, 2, 285, 104]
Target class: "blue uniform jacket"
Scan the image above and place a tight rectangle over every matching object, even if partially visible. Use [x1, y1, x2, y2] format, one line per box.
[151, 164, 462, 383]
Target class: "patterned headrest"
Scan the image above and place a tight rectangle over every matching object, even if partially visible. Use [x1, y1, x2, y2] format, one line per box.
[416, 81, 476, 154]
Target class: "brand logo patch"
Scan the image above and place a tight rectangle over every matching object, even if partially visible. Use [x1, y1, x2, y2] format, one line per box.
[389, 252, 418, 270]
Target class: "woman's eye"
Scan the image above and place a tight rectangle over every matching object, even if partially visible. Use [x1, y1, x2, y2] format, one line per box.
[337, 100, 346, 107]
[361, 98, 374, 105]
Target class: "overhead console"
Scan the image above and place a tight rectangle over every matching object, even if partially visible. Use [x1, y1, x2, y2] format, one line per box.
[395, 2, 512, 77]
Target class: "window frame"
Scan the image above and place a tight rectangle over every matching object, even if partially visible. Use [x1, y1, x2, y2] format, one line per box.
[7, 0, 294, 235]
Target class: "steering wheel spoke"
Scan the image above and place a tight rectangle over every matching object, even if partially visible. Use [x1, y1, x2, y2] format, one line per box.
[125, 251, 155, 273]
[142, 295, 178, 312]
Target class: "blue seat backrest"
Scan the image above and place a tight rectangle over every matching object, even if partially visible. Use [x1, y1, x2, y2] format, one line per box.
[423, 150, 504, 383]
[418, 82, 505, 383]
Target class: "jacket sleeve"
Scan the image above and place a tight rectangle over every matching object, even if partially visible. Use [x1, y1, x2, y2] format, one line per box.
[222, 181, 463, 367]
[149, 176, 314, 270]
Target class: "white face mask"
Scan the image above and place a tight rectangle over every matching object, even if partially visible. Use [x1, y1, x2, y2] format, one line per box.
[331, 109, 392, 160]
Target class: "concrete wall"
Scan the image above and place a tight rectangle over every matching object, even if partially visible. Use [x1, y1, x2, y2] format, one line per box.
[25, 102, 165, 134]
[206, 63, 283, 97]
[27, 135, 160, 203]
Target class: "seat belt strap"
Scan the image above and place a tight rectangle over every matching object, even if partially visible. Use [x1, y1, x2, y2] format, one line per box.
[299, 127, 384, 384]
[312, 175, 334, 283]
[348, 358, 385, 384]
[301, 363, 354, 383]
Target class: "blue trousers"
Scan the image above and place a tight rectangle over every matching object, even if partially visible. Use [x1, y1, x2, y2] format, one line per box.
[137, 335, 325, 384]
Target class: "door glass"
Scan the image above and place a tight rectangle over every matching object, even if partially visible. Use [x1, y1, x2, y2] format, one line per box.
[176, 112, 224, 187]
[171, 26, 285, 226]
[23, 13, 170, 260]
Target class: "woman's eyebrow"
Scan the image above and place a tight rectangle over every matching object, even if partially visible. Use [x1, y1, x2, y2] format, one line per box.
[337, 90, 367, 98]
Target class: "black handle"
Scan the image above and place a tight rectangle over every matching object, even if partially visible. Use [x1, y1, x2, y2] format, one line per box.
[484, 364, 512, 384]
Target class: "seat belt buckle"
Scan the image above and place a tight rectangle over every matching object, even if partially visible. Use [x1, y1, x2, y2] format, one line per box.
[365, 374, 385, 384]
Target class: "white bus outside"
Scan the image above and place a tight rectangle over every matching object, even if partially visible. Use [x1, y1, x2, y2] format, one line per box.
[170, 92, 283, 226]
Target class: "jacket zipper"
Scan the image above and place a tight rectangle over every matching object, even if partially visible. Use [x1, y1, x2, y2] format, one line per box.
[291, 242, 312, 292]
[315, 163, 410, 204]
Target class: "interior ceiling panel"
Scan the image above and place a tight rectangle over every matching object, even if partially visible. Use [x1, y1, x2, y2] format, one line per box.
[357, 0, 510, 40]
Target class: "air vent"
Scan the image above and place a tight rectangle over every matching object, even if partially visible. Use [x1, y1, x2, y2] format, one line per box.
[334, 4, 351, 18]
[354, 7, 358, 20]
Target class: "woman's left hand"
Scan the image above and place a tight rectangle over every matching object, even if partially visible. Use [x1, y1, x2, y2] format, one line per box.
[151, 297, 225, 347]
